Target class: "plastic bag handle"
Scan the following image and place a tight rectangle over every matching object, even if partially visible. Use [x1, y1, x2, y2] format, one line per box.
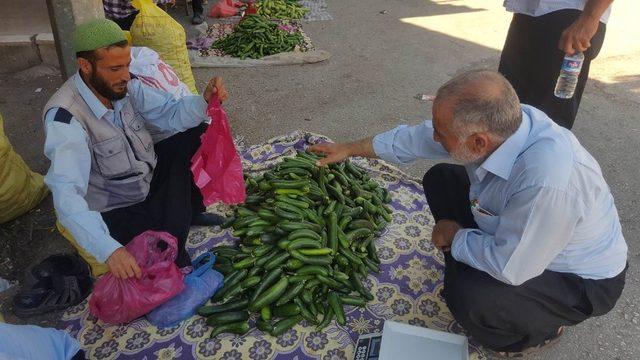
[190, 252, 217, 277]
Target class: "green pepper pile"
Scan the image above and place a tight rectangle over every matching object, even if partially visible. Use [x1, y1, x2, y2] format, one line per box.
[256, 0, 310, 20]
[212, 15, 304, 59]
[198, 150, 392, 338]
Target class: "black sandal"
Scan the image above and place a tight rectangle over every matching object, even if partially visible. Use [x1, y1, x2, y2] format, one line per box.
[13, 254, 92, 318]
[31, 254, 91, 280]
[13, 273, 92, 317]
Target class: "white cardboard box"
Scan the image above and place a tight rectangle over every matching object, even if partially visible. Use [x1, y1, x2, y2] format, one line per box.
[378, 321, 469, 360]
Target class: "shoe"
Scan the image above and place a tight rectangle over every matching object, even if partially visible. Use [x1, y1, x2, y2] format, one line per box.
[192, 12, 205, 25]
[191, 212, 226, 226]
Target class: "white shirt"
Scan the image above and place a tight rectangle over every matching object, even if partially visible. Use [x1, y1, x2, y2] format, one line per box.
[503, 0, 612, 24]
[373, 104, 627, 285]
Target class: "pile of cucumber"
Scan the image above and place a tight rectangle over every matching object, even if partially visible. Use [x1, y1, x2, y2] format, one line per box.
[212, 15, 304, 59]
[256, 0, 310, 20]
[198, 150, 392, 338]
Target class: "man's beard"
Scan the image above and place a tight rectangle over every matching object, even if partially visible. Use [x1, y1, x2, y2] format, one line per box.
[89, 70, 127, 101]
[451, 142, 485, 165]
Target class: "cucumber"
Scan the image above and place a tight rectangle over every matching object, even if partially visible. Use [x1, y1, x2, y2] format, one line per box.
[197, 298, 249, 316]
[272, 303, 301, 318]
[264, 251, 290, 270]
[256, 319, 273, 333]
[250, 268, 283, 303]
[261, 306, 272, 321]
[209, 321, 250, 338]
[328, 292, 346, 325]
[271, 315, 302, 336]
[275, 282, 306, 307]
[290, 250, 332, 266]
[295, 265, 331, 277]
[205, 311, 249, 326]
[241, 276, 261, 289]
[298, 248, 333, 256]
[348, 219, 377, 231]
[340, 295, 367, 307]
[249, 277, 289, 312]
[287, 238, 322, 250]
[287, 229, 322, 241]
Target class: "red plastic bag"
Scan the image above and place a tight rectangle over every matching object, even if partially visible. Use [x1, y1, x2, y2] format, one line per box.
[191, 95, 246, 205]
[209, 0, 241, 18]
[88, 231, 185, 324]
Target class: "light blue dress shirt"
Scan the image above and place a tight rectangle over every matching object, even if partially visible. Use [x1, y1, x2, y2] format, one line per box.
[0, 323, 80, 360]
[43, 73, 208, 263]
[373, 104, 627, 285]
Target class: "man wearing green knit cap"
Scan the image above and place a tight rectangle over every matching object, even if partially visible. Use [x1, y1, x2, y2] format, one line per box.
[42, 18, 230, 281]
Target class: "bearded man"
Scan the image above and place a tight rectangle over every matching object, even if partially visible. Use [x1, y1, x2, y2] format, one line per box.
[43, 19, 229, 279]
[310, 70, 627, 355]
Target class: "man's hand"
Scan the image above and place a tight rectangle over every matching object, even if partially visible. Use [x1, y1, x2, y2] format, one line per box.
[308, 142, 353, 166]
[309, 137, 377, 166]
[106, 247, 142, 280]
[431, 219, 462, 252]
[203, 77, 229, 103]
[558, 15, 599, 55]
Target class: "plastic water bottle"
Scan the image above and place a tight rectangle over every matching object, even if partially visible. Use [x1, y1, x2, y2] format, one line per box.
[554, 52, 584, 99]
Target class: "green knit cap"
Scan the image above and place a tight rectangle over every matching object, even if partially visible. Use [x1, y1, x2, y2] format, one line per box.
[73, 19, 127, 53]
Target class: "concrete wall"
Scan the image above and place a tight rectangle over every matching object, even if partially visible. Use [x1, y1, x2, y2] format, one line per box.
[0, 0, 52, 36]
[0, 0, 56, 73]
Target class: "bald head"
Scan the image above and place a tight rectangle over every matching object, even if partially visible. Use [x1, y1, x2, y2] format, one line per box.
[435, 70, 522, 140]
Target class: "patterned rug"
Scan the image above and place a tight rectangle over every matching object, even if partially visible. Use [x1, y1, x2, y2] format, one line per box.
[59, 131, 487, 360]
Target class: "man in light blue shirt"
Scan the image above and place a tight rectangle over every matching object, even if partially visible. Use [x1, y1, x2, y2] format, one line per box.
[310, 70, 627, 354]
[43, 19, 229, 281]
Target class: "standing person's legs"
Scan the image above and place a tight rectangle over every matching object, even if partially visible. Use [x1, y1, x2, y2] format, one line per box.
[110, 12, 139, 31]
[191, 0, 205, 24]
[499, 10, 606, 129]
[192, 0, 204, 14]
[499, 14, 536, 105]
[528, 10, 606, 129]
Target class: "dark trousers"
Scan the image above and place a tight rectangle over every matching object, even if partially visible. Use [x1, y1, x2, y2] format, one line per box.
[111, 12, 139, 31]
[498, 10, 606, 130]
[422, 163, 627, 352]
[101, 125, 206, 267]
[192, 0, 203, 14]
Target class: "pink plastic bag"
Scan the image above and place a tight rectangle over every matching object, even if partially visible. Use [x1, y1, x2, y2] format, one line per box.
[191, 95, 246, 205]
[88, 231, 185, 324]
[209, 0, 241, 18]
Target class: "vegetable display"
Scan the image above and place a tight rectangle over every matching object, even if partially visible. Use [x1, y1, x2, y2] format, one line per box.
[212, 15, 304, 59]
[199, 150, 393, 337]
[256, 0, 310, 20]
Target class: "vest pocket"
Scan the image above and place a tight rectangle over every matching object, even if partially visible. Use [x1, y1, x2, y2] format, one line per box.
[93, 137, 134, 178]
[130, 115, 154, 151]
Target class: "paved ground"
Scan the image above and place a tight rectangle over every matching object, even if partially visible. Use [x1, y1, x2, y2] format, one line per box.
[0, 0, 638, 358]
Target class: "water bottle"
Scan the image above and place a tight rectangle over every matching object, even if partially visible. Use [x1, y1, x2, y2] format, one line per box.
[554, 52, 584, 99]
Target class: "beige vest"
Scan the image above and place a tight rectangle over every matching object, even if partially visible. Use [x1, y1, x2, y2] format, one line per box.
[43, 76, 157, 212]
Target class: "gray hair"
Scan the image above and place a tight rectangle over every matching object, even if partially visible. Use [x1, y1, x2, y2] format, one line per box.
[435, 70, 522, 141]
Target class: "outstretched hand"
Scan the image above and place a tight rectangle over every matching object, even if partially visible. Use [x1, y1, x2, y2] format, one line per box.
[308, 142, 352, 166]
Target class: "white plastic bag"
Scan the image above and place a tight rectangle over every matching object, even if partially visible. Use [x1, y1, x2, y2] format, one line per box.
[129, 47, 192, 100]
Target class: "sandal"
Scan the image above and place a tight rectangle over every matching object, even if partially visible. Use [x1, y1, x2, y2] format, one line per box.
[494, 326, 565, 358]
[31, 254, 91, 280]
[13, 273, 92, 318]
